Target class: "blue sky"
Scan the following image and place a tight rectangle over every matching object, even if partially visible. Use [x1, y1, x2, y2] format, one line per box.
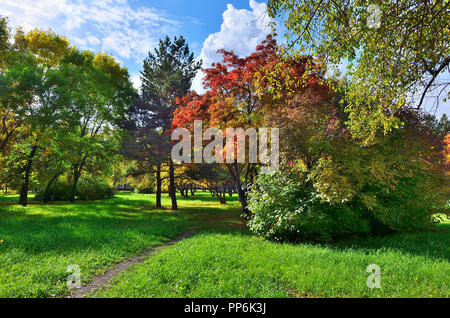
[1, 0, 272, 92]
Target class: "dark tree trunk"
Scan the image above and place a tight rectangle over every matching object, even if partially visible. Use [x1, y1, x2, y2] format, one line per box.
[222, 185, 227, 201]
[71, 167, 81, 202]
[228, 181, 233, 197]
[190, 183, 195, 196]
[156, 162, 162, 208]
[19, 146, 38, 206]
[169, 157, 177, 210]
[232, 163, 249, 216]
[51, 174, 59, 203]
[44, 172, 61, 203]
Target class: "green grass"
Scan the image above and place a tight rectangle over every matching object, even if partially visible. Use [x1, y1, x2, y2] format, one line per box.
[0, 192, 239, 297]
[93, 226, 450, 298]
[1, 192, 449, 298]
[0, 194, 19, 203]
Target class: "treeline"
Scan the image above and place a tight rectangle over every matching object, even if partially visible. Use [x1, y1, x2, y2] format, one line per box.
[1, 12, 449, 242]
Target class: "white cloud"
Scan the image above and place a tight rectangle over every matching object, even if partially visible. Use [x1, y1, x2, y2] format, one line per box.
[130, 73, 142, 91]
[1, 0, 179, 64]
[191, 0, 273, 93]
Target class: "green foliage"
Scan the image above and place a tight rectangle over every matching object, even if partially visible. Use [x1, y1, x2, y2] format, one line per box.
[34, 176, 115, 202]
[267, 0, 450, 142]
[248, 166, 370, 242]
[248, 146, 448, 243]
[134, 187, 154, 194]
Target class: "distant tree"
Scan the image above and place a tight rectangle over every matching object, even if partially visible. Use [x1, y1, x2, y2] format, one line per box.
[437, 114, 449, 137]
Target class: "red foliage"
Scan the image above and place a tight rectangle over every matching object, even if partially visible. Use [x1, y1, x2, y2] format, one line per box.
[172, 35, 332, 132]
[444, 133, 450, 171]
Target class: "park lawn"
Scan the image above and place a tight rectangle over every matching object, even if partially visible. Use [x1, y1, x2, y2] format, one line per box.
[0, 194, 19, 203]
[93, 224, 450, 298]
[0, 192, 239, 297]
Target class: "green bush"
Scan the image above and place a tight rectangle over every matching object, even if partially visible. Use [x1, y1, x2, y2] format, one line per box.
[34, 182, 72, 202]
[248, 164, 448, 243]
[77, 177, 115, 200]
[248, 167, 371, 243]
[134, 186, 154, 194]
[34, 177, 115, 202]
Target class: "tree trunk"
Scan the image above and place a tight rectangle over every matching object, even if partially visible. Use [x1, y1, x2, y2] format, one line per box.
[51, 174, 59, 203]
[19, 146, 38, 206]
[70, 167, 81, 203]
[190, 183, 195, 196]
[169, 158, 177, 210]
[231, 162, 249, 216]
[156, 162, 162, 208]
[228, 181, 233, 197]
[44, 172, 61, 203]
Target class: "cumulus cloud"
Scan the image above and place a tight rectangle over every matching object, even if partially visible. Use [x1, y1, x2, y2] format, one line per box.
[191, 0, 273, 93]
[1, 0, 179, 65]
[130, 73, 142, 91]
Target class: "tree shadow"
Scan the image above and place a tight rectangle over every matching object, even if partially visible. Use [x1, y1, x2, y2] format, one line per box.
[0, 194, 243, 256]
[317, 224, 450, 262]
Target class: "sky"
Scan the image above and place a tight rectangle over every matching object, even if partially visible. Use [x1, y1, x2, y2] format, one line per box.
[0, 0, 272, 93]
[1, 0, 447, 118]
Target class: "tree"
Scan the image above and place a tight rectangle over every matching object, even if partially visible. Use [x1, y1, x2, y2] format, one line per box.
[1, 28, 74, 205]
[173, 35, 330, 215]
[65, 50, 133, 201]
[0, 16, 22, 156]
[0, 15, 10, 70]
[267, 0, 450, 142]
[133, 36, 201, 210]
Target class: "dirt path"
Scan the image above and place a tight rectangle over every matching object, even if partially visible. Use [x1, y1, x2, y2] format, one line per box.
[64, 230, 196, 298]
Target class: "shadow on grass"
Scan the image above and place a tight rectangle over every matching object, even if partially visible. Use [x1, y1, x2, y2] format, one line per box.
[0, 193, 243, 255]
[326, 224, 450, 261]
[3, 192, 447, 263]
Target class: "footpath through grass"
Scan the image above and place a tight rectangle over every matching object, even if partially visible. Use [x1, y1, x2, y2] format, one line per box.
[0, 192, 238, 297]
[93, 222, 450, 298]
[0, 192, 448, 298]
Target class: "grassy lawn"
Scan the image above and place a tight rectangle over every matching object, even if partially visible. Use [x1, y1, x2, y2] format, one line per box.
[0, 192, 448, 298]
[0, 194, 19, 203]
[92, 223, 450, 298]
[0, 192, 239, 297]
[91, 220, 450, 297]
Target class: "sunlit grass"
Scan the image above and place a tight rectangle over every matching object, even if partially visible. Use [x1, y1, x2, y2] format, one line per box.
[0, 192, 239, 297]
[93, 224, 450, 298]
[1, 192, 448, 298]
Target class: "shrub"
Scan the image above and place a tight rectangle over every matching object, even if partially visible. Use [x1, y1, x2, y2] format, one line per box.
[77, 177, 115, 200]
[34, 182, 72, 202]
[34, 176, 115, 202]
[248, 166, 371, 242]
[248, 159, 449, 243]
[134, 187, 154, 194]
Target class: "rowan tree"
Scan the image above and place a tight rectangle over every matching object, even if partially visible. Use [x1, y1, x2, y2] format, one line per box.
[173, 35, 331, 214]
